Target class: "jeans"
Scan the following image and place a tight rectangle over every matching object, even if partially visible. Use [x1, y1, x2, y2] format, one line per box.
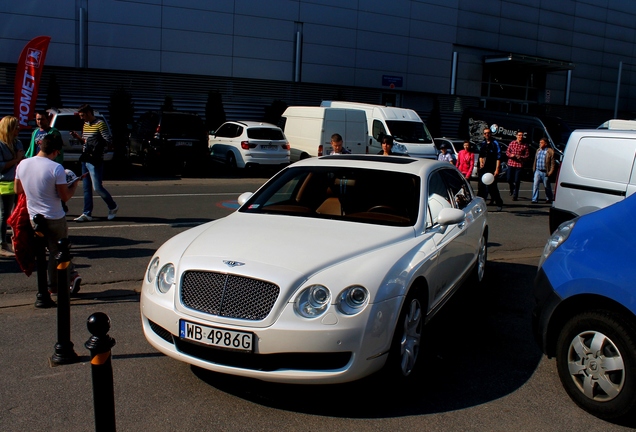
[532, 170, 554, 202]
[81, 162, 116, 215]
[1, 193, 16, 244]
[507, 166, 523, 198]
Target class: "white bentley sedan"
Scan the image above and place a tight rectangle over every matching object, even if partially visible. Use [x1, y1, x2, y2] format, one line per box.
[141, 155, 488, 384]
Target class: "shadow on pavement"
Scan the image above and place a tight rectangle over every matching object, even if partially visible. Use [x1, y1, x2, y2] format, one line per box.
[191, 260, 542, 418]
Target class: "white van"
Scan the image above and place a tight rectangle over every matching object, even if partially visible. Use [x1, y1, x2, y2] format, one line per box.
[549, 129, 636, 232]
[281, 106, 368, 162]
[320, 101, 437, 158]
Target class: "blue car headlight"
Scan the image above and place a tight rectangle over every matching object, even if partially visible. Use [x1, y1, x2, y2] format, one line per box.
[539, 219, 577, 268]
[295, 285, 331, 318]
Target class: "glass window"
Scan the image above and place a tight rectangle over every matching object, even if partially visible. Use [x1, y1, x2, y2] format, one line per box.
[427, 171, 452, 227]
[247, 127, 285, 140]
[439, 168, 473, 209]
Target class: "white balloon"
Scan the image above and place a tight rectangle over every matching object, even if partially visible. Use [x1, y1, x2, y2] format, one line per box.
[482, 173, 495, 185]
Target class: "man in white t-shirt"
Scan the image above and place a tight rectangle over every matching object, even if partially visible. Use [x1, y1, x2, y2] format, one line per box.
[15, 135, 80, 308]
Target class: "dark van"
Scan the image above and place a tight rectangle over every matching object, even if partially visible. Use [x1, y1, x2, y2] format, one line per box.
[459, 107, 571, 176]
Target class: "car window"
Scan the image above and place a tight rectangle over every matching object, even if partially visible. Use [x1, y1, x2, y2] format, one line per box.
[161, 114, 205, 135]
[247, 128, 285, 140]
[53, 115, 86, 131]
[241, 166, 420, 227]
[215, 123, 240, 138]
[427, 171, 453, 227]
[439, 168, 473, 209]
[372, 120, 387, 141]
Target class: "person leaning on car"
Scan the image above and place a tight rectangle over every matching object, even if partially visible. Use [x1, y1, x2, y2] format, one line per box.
[532, 137, 556, 204]
[329, 133, 350, 155]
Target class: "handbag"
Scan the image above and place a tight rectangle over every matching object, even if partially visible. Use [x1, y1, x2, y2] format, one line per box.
[0, 181, 15, 195]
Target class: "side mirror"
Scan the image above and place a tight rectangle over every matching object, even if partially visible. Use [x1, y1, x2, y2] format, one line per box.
[436, 208, 465, 226]
[237, 192, 253, 207]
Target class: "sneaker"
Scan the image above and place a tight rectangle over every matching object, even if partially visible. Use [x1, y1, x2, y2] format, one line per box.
[531, 200, 538, 204]
[496, 206, 503, 212]
[48, 285, 58, 295]
[70, 274, 82, 296]
[107, 205, 119, 221]
[545, 199, 552, 204]
[35, 297, 57, 309]
[74, 213, 93, 222]
[0, 246, 14, 258]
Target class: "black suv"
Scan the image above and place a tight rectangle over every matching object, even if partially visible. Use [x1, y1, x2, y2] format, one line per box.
[129, 111, 208, 173]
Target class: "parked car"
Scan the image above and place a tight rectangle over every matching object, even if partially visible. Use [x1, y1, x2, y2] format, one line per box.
[534, 194, 636, 425]
[209, 121, 290, 169]
[129, 111, 209, 173]
[141, 155, 488, 384]
[549, 129, 636, 233]
[46, 108, 114, 163]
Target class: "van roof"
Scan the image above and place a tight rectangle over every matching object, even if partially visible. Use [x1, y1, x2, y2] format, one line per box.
[598, 119, 636, 130]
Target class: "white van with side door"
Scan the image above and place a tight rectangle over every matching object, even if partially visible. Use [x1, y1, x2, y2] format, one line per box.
[549, 129, 636, 232]
[281, 106, 368, 162]
[320, 101, 437, 159]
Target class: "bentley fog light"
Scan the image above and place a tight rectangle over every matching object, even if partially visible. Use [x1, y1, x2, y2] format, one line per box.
[337, 285, 369, 315]
[295, 285, 331, 318]
[156, 263, 175, 293]
[147, 257, 160, 283]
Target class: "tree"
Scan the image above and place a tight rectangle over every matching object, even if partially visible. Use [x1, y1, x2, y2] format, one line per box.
[161, 95, 175, 111]
[263, 99, 288, 126]
[108, 87, 135, 170]
[205, 90, 226, 132]
[45, 73, 63, 109]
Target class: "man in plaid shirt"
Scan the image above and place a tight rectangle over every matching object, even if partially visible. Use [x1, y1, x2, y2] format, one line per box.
[505, 131, 530, 201]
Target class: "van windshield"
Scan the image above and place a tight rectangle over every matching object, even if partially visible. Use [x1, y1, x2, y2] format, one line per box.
[386, 121, 433, 144]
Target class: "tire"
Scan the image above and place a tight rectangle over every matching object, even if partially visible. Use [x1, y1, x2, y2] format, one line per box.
[470, 233, 487, 284]
[384, 286, 424, 380]
[556, 311, 636, 424]
[226, 152, 237, 169]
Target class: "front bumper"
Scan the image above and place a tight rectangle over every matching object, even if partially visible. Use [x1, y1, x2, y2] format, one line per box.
[532, 267, 562, 356]
[140, 283, 401, 384]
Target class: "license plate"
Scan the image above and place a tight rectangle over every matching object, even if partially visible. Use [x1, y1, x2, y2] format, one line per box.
[175, 141, 192, 147]
[179, 320, 254, 352]
[260, 145, 277, 150]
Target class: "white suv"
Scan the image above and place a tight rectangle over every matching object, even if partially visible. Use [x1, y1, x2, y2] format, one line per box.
[47, 108, 114, 163]
[209, 121, 290, 169]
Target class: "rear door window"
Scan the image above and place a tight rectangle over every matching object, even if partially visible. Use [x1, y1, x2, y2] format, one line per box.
[247, 128, 285, 140]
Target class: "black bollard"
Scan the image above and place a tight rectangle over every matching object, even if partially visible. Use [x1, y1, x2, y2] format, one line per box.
[33, 214, 54, 309]
[85, 313, 117, 432]
[51, 238, 79, 365]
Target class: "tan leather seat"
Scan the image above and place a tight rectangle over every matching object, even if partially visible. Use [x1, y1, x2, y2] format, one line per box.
[316, 197, 342, 215]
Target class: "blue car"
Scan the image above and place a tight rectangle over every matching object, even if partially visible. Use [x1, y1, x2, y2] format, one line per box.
[533, 194, 636, 425]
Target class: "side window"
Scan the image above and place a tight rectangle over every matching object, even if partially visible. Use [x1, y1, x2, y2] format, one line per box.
[427, 171, 452, 227]
[372, 120, 387, 141]
[215, 124, 235, 138]
[439, 169, 473, 209]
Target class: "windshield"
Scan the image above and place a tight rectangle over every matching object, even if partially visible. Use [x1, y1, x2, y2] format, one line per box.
[240, 166, 420, 226]
[386, 121, 433, 144]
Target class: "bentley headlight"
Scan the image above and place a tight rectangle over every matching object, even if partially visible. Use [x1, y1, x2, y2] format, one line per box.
[147, 257, 160, 283]
[295, 285, 331, 318]
[539, 219, 576, 268]
[337, 285, 369, 315]
[156, 263, 175, 294]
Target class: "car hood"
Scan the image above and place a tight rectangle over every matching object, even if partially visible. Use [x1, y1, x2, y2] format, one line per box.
[178, 212, 415, 281]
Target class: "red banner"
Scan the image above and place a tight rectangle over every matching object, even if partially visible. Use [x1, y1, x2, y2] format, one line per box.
[14, 36, 51, 128]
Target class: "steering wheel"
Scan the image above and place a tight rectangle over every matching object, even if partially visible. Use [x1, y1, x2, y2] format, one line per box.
[367, 205, 395, 214]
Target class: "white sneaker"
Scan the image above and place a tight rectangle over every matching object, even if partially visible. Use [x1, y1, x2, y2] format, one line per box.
[74, 214, 93, 222]
[107, 205, 119, 221]
[70, 274, 81, 296]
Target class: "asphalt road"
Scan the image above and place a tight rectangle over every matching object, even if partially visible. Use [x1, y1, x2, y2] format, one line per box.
[1, 171, 632, 431]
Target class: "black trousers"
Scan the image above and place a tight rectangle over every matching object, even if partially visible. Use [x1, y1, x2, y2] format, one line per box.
[477, 171, 503, 206]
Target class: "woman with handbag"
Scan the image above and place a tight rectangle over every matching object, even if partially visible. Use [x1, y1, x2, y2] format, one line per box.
[0, 115, 25, 257]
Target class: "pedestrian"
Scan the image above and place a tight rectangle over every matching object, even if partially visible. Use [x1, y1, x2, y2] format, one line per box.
[0, 115, 25, 257]
[456, 140, 474, 179]
[378, 135, 395, 155]
[532, 137, 556, 204]
[14, 135, 81, 308]
[505, 131, 530, 201]
[70, 104, 118, 221]
[329, 133, 350, 155]
[437, 144, 455, 164]
[26, 110, 64, 163]
[477, 127, 503, 211]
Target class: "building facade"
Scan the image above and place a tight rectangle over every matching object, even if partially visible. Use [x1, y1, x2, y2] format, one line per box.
[1, 0, 635, 128]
